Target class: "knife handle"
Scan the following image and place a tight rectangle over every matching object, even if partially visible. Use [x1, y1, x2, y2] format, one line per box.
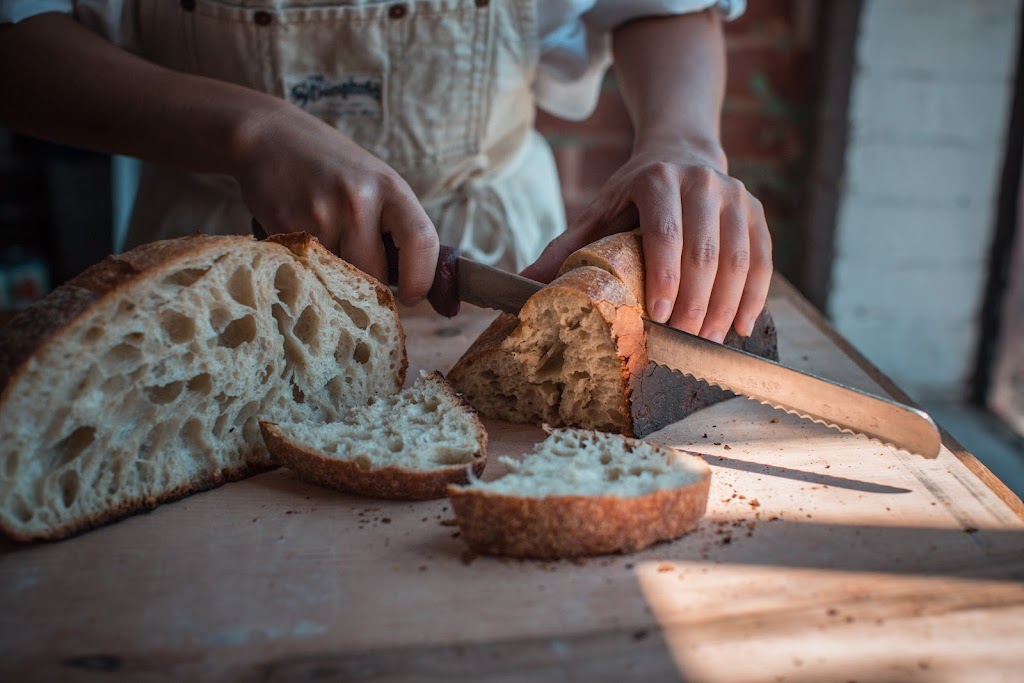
[383, 234, 461, 318]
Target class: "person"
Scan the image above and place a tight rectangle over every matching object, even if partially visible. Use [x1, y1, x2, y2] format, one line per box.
[0, 0, 771, 343]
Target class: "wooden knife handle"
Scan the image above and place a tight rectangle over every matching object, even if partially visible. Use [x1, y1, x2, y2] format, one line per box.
[384, 234, 461, 318]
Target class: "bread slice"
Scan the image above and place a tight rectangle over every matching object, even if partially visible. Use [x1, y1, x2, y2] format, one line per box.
[0, 233, 406, 541]
[260, 371, 487, 500]
[447, 428, 711, 559]
[447, 232, 778, 437]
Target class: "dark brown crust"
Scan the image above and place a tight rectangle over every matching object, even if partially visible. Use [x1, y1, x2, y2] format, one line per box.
[259, 373, 488, 501]
[630, 306, 779, 437]
[558, 231, 646, 313]
[447, 467, 711, 559]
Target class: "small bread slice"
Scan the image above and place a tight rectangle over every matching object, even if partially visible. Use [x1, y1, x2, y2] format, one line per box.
[260, 372, 487, 500]
[447, 428, 711, 559]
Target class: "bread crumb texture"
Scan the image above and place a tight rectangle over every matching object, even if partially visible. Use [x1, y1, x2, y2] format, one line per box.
[0, 234, 405, 540]
[448, 429, 711, 559]
[260, 372, 488, 500]
[448, 267, 643, 435]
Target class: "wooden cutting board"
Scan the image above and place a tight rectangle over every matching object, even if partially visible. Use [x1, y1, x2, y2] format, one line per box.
[1, 278, 1022, 682]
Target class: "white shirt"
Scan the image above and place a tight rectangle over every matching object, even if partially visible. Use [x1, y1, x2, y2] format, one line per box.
[0, 0, 744, 120]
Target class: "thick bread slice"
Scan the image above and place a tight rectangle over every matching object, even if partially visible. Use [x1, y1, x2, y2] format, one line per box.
[447, 232, 778, 437]
[0, 233, 406, 541]
[260, 371, 487, 500]
[448, 266, 646, 435]
[448, 428, 711, 559]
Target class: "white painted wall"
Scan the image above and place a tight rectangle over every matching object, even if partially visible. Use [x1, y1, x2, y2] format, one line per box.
[827, 0, 1021, 401]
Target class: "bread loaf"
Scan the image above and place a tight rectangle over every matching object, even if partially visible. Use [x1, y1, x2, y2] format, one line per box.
[261, 371, 487, 500]
[447, 233, 779, 437]
[0, 233, 406, 541]
[447, 428, 711, 559]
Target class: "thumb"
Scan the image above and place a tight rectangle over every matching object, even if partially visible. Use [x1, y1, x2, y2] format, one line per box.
[519, 231, 585, 283]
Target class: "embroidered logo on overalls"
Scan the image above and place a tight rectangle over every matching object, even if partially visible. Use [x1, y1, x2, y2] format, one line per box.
[286, 74, 383, 118]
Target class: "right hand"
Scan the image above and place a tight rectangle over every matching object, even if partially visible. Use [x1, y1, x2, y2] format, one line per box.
[232, 104, 439, 306]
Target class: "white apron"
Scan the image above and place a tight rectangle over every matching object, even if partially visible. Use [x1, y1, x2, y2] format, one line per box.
[127, 0, 565, 271]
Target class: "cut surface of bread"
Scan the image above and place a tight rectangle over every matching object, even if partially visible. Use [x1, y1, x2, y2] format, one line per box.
[261, 371, 487, 500]
[448, 232, 778, 437]
[448, 265, 645, 435]
[448, 428, 711, 559]
[0, 233, 406, 541]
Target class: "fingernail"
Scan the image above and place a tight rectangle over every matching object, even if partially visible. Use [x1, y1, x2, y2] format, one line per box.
[735, 319, 753, 337]
[706, 330, 725, 344]
[651, 299, 672, 323]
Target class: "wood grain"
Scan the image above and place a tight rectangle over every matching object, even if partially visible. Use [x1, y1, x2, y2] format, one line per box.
[1, 285, 1022, 682]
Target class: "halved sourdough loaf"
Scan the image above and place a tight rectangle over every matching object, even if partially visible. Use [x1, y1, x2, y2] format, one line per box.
[261, 371, 487, 500]
[448, 428, 711, 559]
[0, 233, 406, 541]
[447, 232, 778, 437]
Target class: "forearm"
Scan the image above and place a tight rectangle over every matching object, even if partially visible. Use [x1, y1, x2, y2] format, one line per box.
[612, 9, 727, 171]
[0, 13, 295, 175]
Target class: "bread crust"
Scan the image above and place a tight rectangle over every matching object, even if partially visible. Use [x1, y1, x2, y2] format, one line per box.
[447, 466, 711, 559]
[0, 233, 409, 540]
[558, 230, 646, 312]
[260, 373, 488, 500]
[448, 233, 779, 437]
[4, 458, 276, 543]
[0, 235, 258, 403]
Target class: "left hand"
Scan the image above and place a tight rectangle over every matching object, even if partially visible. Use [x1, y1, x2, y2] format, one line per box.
[521, 145, 773, 341]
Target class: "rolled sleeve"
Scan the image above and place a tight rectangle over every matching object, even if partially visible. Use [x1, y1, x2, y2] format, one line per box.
[0, 0, 73, 23]
[536, 0, 745, 121]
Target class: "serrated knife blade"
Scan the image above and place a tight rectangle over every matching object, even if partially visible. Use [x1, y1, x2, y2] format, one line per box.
[644, 319, 941, 458]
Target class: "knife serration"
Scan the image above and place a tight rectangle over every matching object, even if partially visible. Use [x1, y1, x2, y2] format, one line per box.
[644, 319, 941, 458]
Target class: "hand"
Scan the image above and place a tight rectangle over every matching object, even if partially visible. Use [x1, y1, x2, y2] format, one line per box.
[521, 145, 772, 340]
[232, 105, 439, 306]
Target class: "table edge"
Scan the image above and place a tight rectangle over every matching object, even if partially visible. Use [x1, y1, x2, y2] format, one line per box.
[770, 274, 1024, 521]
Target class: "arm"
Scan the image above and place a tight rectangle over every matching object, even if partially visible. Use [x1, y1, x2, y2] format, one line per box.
[0, 13, 437, 304]
[523, 10, 772, 340]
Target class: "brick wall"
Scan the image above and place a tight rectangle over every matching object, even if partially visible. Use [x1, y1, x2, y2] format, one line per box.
[535, 1, 818, 278]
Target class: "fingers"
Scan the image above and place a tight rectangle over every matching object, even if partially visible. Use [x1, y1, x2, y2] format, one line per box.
[380, 191, 439, 306]
[634, 166, 770, 341]
[665, 189, 719, 334]
[696, 196, 749, 343]
[734, 198, 773, 336]
[636, 166, 684, 323]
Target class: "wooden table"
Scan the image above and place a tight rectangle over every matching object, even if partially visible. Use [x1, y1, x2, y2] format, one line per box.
[2, 279, 1022, 682]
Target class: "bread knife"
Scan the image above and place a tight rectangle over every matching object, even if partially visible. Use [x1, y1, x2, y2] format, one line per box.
[252, 225, 942, 458]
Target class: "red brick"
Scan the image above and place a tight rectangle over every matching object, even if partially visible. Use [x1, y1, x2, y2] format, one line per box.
[721, 109, 804, 162]
[725, 44, 813, 100]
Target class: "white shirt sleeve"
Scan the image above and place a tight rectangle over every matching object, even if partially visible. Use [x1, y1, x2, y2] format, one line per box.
[535, 0, 745, 122]
[0, 0, 135, 48]
[0, 0, 72, 23]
